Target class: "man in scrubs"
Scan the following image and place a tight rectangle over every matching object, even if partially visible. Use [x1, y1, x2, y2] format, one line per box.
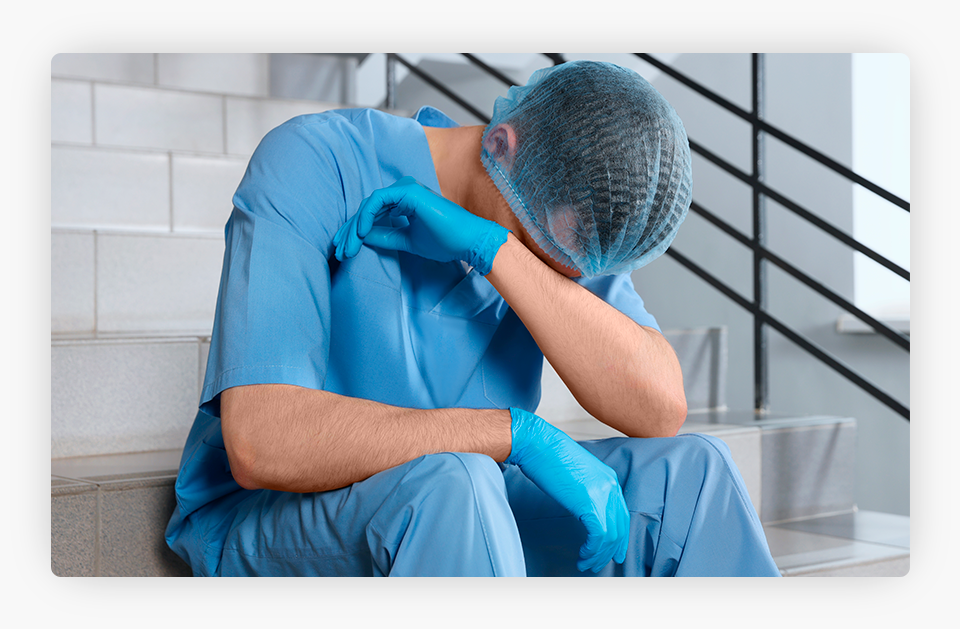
[165, 60, 781, 577]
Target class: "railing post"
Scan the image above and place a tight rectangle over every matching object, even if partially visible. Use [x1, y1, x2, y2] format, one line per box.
[385, 54, 396, 110]
[752, 53, 769, 415]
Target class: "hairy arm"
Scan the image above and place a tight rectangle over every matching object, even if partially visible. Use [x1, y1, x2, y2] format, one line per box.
[222, 384, 512, 493]
[485, 234, 687, 438]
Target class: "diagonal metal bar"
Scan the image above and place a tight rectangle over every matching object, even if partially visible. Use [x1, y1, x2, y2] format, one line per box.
[633, 53, 910, 212]
[665, 248, 910, 420]
[689, 202, 910, 350]
[690, 139, 910, 281]
[390, 54, 491, 123]
[461, 54, 517, 88]
[542, 54, 566, 65]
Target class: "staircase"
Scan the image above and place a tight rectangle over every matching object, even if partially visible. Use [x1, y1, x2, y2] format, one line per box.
[50, 53, 908, 577]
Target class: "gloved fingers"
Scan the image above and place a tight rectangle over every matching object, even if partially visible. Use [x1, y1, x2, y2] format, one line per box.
[361, 226, 413, 253]
[333, 216, 360, 262]
[577, 512, 616, 574]
[356, 182, 418, 238]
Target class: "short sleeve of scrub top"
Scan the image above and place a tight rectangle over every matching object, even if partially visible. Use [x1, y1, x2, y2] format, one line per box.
[198, 107, 663, 418]
[199, 115, 352, 417]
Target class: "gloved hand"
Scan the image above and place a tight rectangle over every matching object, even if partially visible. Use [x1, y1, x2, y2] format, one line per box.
[506, 407, 630, 573]
[333, 176, 510, 276]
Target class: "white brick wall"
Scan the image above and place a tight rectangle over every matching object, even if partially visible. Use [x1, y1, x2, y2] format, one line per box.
[157, 53, 270, 98]
[52, 146, 171, 230]
[50, 54, 338, 456]
[94, 83, 225, 153]
[50, 55, 338, 338]
[171, 154, 247, 232]
[52, 53, 156, 84]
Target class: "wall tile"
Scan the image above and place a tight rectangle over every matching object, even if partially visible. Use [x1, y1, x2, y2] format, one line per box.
[51, 479, 98, 576]
[226, 96, 337, 156]
[95, 83, 223, 153]
[158, 53, 269, 97]
[52, 231, 96, 334]
[172, 154, 247, 232]
[96, 233, 223, 334]
[51, 338, 200, 457]
[51, 146, 170, 230]
[52, 53, 155, 84]
[52, 79, 93, 144]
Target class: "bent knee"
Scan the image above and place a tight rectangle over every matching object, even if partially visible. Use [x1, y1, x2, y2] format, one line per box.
[412, 452, 507, 498]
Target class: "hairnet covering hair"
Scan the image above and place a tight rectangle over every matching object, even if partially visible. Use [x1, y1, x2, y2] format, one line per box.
[480, 60, 693, 277]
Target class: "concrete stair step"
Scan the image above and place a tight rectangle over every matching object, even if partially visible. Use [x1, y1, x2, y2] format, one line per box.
[51, 449, 905, 577]
[563, 409, 858, 524]
[763, 510, 909, 576]
[51, 335, 209, 458]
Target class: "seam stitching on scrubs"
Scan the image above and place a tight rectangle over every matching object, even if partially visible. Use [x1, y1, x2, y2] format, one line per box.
[337, 267, 401, 293]
[449, 452, 501, 576]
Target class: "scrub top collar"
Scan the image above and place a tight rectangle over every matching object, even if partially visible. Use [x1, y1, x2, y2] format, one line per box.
[412, 106, 460, 129]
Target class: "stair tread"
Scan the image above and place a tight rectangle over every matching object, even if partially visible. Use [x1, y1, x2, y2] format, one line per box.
[764, 510, 909, 576]
[52, 449, 181, 481]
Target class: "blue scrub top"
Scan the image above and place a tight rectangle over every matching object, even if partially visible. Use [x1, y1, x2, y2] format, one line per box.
[169, 106, 662, 551]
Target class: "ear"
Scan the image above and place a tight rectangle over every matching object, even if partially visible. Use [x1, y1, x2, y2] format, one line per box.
[482, 123, 517, 170]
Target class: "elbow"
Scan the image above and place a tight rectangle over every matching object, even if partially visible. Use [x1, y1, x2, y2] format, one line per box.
[223, 428, 264, 491]
[623, 382, 687, 439]
[662, 390, 687, 438]
[221, 400, 267, 490]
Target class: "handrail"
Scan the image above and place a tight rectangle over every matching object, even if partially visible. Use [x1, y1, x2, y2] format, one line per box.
[389, 54, 492, 123]
[457, 54, 909, 282]
[633, 53, 910, 213]
[383, 52, 909, 421]
[690, 139, 910, 281]
[691, 201, 910, 350]
[666, 248, 909, 420]
[461, 54, 517, 88]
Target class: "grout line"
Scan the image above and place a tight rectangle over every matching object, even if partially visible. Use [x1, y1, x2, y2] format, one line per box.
[92, 230, 98, 336]
[169, 152, 174, 232]
[94, 485, 102, 576]
[51, 141, 252, 161]
[222, 95, 228, 154]
[90, 82, 97, 146]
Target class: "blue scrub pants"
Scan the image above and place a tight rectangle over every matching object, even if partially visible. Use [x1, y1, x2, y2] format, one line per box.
[211, 433, 779, 577]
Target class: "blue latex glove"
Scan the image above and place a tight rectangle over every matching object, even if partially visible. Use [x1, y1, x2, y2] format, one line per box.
[333, 176, 510, 276]
[506, 407, 630, 573]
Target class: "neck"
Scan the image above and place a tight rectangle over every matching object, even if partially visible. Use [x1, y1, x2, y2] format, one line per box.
[423, 125, 520, 232]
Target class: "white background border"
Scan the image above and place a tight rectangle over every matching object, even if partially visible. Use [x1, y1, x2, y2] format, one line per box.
[4, 0, 954, 625]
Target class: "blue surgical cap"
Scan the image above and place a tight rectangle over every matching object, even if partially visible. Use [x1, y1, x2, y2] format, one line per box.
[480, 60, 693, 277]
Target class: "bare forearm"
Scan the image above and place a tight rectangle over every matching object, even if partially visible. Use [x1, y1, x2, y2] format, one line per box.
[221, 384, 512, 493]
[486, 234, 686, 437]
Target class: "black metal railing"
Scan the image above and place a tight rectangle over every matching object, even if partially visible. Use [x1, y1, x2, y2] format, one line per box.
[384, 53, 910, 421]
